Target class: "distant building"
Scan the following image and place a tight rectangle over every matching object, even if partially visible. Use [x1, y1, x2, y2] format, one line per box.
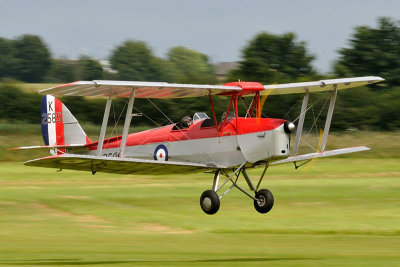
[215, 62, 239, 81]
[99, 60, 117, 74]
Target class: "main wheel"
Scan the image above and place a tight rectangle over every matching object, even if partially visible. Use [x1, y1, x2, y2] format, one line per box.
[254, 189, 274, 214]
[200, 190, 220, 215]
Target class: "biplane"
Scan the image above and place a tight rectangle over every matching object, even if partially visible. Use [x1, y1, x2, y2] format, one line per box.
[14, 76, 384, 214]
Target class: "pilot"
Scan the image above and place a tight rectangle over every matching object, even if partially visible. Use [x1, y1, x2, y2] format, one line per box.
[182, 116, 193, 128]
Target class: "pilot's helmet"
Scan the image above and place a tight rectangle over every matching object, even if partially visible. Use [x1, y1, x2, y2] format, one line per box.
[182, 116, 192, 127]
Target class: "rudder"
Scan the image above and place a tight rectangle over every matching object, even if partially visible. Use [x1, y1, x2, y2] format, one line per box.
[41, 95, 89, 153]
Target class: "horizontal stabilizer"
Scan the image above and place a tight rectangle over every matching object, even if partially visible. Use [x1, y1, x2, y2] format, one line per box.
[10, 144, 91, 150]
[270, 146, 370, 165]
[24, 154, 219, 175]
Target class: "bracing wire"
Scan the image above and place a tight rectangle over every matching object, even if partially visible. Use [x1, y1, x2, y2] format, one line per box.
[133, 106, 162, 128]
[239, 97, 249, 116]
[292, 96, 325, 123]
[159, 100, 199, 125]
[108, 99, 128, 140]
[306, 96, 329, 137]
[283, 100, 300, 120]
[294, 93, 330, 154]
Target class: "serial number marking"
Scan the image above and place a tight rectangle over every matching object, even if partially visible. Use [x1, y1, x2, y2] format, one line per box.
[41, 112, 62, 125]
[103, 152, 120, 157]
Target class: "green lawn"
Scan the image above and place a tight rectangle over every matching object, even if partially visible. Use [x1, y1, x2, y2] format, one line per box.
[0, 158, 399, 266]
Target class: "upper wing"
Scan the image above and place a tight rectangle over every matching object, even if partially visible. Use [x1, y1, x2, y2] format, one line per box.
[25, 154, 220, 175]
[263, 76, 384, 95]
[40, 76, 384, 99]
[40, 80, 241, 98]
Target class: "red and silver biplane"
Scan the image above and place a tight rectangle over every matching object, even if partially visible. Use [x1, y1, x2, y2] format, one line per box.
[14, 76, 383, 214]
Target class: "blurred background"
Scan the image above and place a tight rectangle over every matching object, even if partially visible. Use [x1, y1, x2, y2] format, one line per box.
[1, 0, 400, 133]
[0, 2, 399, 265]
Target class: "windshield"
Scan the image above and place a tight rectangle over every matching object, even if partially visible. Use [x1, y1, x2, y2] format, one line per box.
[193, 112, 210, 123]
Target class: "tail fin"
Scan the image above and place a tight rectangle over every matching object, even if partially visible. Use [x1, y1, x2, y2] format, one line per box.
[41, 95, 90, 154]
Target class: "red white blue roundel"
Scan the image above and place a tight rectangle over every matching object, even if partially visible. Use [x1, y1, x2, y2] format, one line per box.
[154, 144, 168, 161]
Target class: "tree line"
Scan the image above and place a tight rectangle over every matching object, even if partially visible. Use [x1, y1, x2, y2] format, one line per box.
[0, 36, 217, 84]
[0, 17, 399, 131]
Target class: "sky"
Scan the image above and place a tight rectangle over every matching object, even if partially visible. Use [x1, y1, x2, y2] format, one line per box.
[0, 0, 399, 73]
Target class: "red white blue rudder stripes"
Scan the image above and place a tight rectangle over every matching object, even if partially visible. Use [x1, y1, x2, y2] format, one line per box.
[41, 95, 89, 155]
[41, 95, 63, 147]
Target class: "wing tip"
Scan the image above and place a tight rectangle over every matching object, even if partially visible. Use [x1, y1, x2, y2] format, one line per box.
[40, 80, 93, 94]
[366, 76, 385, 83]
[271, 146, 371, 165]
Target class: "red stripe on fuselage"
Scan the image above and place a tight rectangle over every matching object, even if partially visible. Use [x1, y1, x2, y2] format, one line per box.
[89, 117, 286, 151]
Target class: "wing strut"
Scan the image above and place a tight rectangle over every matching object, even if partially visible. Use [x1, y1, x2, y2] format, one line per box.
[97, 96, 112, 156]
[321, 85, 337, 151]
[120, 89, 135, 157]
[293, 89, 309, 156]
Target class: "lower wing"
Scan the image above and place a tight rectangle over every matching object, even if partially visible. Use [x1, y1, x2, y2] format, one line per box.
[22, 147, 369, 174]
[25, 154, 219, 175]
[270, 146, 370, 165]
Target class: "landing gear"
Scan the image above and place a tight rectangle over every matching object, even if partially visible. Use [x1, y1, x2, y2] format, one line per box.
[254, 189, 274, 213]
[200, 190, 220, 215]
[200, 163, 274, 215]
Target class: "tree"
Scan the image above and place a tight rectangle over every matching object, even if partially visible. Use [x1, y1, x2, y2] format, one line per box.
[147, 56, 177, 82]
[167, 46, 216, 84]
[335, 17, 400, 86]
[0, 38, 17, 80]
[228, 32, 315, 83]
[46, 56, 103, 82]
[76, 56, 103, 80]
[46, 58, 78, 83]
[110, 40, 165, 81]
[13, 35, 51, 82]
[0, 81, 41, 123]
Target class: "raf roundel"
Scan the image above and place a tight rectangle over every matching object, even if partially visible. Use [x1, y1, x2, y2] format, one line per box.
[154, 144, 168, 161]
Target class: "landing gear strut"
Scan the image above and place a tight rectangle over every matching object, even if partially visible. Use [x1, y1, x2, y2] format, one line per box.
[200, 163, 273, 215]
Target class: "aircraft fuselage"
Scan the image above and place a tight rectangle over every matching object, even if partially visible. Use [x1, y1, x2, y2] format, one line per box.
[81, 117, 291, 168]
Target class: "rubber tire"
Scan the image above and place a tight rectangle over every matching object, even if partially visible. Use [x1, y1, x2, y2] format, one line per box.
[254, 189, 274, 214]
[200, 190, 220, 215]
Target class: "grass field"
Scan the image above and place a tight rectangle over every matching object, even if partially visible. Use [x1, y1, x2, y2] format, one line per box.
[0, 157, 399, 266]
[1, 123, 400, 265]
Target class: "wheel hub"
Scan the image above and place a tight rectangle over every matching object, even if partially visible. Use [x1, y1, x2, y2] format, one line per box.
[257, 195, 266, 206]
[202, 197, 212, 210]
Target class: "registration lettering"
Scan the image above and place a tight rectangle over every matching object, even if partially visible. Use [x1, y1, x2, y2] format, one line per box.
[41, 112, 62, 125]
[103, 152, 120, 157]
